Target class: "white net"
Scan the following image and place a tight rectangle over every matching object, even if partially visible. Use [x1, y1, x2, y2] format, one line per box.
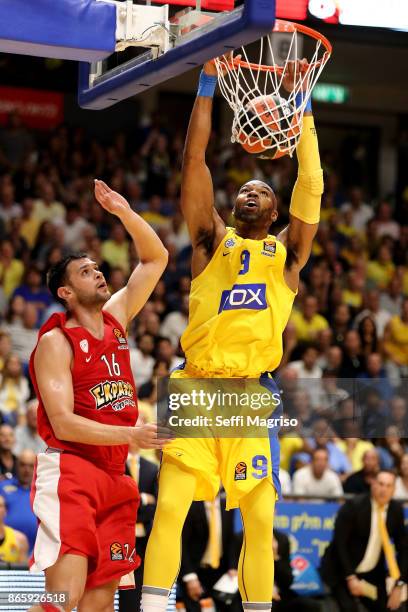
[214, 20, 331, 159]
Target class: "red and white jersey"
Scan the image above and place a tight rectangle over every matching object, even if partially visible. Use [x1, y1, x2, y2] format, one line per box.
[29, 311, 138, 475]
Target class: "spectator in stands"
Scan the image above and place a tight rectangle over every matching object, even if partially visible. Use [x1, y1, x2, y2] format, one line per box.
[290, 389, 315, 437]
[318, 344, 342, 373]
[357, 316, 378, 362]
[320, 470, 407, 612]
[376, 426, 408, 470]
[32, 180, 65, 224]
[148, 280, 167, 318]
[0, 178, 21, 229]
[330, 303, 351, 345]
[340, 186, 373, 232]
[287, 345, 322, 408]
[292, 447, 343, 497]
[108, 266, 127, 294]
[388, 396, 408, 433]
[380, 274, 403, 316]
[394, 453, 408, 500]
[366, 244, 395, 291]
[0, 331, 11, 372]
[338, 330, 364, 382]
[0, 424, 17, 479]
[353, 289, 391, 339]
[279, 416, 311, 474]
[375, 201, 400, 240]
[357, 353, 394, 401]
[138, 359, 169, 403]
[12, 264, 52, 325]
[342, 270, 364, 310]
[3, 302, 38, 368]
[290, 295, 329, 343]
[335, 421, 375, 472]
[159, 293, 189, 348]
[0, 240, 24, 298]
[343, 448, 380, 494]
[279, 468, 292, 496]
[315, 369, 349, 418]
[140, 195, 169, 231]
[155, 336, 183, 371]
[177, 494, 240, 612]
[308, 418, 351, 476]
[0, 493, 28, 564]
[141, 131, 171, 197]
[13, 399, 46, 456]
[0, 353, 29, 426]
[130, 333, 155, 388]
[0, 450, 37, 553]
[58, 203, 91, 250]
[361, 388, 389, 439]
[383, 297, 408, 382]
[19, 198, 40, 250]
[101, 222, 130, 274]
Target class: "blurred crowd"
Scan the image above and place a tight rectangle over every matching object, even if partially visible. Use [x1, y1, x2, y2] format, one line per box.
[0, 108, 407, 609]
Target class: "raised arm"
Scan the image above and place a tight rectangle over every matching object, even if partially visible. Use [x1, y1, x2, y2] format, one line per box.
[181, 63, 227, 278]
[94, 180, 168, 328]
[278, 61, 324, 292]
[34, 329, 166, 449]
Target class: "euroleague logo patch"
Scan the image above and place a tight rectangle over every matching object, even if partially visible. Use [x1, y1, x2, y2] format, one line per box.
[234, 462, 247, 481]
[113, 328, 127, 345]
[110, 542, 124, 561]
[110, 541, 137, 563]
[262, 240, 276, 257]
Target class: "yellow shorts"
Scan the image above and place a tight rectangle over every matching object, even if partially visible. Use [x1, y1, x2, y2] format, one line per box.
[161, 365, 282, 510]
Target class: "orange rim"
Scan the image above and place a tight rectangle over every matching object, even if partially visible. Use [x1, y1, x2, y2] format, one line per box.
[221, 19, 332, 74]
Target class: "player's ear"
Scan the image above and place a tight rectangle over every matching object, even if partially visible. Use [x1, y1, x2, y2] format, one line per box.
[57, 285, 72, 303]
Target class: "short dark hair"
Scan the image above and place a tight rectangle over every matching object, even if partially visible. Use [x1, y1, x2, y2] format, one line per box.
[47, 253, 88, 306]
[312, 446, 329, 459]
[376, 469, 397, 480]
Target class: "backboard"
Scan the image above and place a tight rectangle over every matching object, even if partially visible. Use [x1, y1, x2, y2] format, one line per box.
[0, 0, 275, 111]
[78, 0, 276, 110]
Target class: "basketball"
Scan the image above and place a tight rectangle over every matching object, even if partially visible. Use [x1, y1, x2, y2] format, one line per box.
[236, 94, 300, 158]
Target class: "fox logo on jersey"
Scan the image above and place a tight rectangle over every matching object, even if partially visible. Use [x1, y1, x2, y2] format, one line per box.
[218, 283, 267, 313]
[90, 380, 135, 411]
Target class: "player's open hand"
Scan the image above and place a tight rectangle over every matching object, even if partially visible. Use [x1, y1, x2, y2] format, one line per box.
[282, 58, 309, 93]
[132, 422, 173, 449]
[94, 179, 131, 218]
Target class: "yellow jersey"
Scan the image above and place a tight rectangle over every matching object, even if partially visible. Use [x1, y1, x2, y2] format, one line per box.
[181, 228, 296, 376]
[0, 525, 20, 563]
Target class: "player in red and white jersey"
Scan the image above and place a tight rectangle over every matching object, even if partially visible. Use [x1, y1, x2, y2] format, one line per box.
[28, 180, 169, 612]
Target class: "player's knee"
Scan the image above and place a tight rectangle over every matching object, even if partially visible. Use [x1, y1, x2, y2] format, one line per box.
[65, 586, 84, 610]
[156, 494, 187, 529]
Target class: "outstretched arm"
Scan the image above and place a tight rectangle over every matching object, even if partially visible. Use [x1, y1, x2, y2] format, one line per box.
[94, 180, 168, 327]
[181, 62, 227, 277]
[278, 61, 324, 292]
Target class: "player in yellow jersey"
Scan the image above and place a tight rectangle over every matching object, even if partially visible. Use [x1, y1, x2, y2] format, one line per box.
[0, 495, 28, 563]
[142, 57, 323, 612]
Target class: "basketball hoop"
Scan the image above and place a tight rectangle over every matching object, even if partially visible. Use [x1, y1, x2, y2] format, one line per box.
[215, 20, 332, 159]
